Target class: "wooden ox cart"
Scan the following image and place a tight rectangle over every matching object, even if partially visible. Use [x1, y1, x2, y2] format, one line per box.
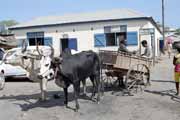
[99, 50, 152, 94]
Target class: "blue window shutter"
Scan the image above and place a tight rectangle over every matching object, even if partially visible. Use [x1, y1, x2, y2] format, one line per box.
[94, 34, 106, 47]
[44, 37, 53, 46]
[68, 38, 78, 50]
[127, 32, 138, 45]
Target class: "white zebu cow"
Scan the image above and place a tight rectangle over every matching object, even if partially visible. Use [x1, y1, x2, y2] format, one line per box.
[0, 44, 54, 101]
[36, 44, 55, 100]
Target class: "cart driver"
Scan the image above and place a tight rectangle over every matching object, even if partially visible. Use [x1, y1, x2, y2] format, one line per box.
[118, 36, 135, 54]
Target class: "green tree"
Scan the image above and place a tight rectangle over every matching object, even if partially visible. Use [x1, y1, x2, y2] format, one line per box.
[0, 20, 18, 27]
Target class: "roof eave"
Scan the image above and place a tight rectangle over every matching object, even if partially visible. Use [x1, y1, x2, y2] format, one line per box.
[9, 17, 149, 30]
[148, 17, 163, 35]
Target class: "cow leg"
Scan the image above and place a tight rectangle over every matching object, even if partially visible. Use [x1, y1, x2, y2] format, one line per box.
[40, 78, 48, 101]
[73, 83, 80, 112]
[95, 73, 101, 104]
[82, 80, 86, 96]
[97, 80, 101, 104]
[90, 76, 96, 99]
[64, 87, 68, 107]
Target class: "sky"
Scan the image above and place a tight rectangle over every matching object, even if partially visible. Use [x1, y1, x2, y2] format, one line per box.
[0, 0, 179, 28]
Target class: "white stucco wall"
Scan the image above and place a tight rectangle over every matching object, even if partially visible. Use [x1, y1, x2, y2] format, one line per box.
[12, 19, 162, 57]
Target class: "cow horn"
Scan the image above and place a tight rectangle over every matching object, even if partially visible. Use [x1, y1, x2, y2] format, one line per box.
[49, 43, 54, 57]
[36, 42, 43, 57]
[21, 39, 27, 53]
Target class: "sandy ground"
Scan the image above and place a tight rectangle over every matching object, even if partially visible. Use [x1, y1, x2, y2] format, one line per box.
[1, 54, 180, 120]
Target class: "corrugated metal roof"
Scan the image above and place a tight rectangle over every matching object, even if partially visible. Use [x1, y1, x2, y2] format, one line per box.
[10, 9, 147, 29]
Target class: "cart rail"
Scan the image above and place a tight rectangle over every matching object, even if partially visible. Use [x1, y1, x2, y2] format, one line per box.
[99, 50, 152, 71]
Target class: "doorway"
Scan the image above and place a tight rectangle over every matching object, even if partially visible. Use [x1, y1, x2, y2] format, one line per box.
[61, 38, 69, 51]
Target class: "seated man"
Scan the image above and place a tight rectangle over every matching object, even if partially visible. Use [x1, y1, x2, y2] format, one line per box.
[118, 40, 129, 53]
[141, 40, 152, 58]
[118, 39, 136, 54]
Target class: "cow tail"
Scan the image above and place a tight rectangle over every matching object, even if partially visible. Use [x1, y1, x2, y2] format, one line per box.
[95, 52, 104, 96]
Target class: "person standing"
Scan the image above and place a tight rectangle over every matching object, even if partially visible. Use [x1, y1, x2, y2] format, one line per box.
[173, 48, 180, 95]
[166, 36, 173, 58]
[167, 42, 172, 58]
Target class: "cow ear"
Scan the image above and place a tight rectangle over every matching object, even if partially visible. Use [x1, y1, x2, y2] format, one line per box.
[54, 57, 62, 64]
[59, 57, 63, 63]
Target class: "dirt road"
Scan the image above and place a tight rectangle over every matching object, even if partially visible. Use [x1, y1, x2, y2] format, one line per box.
[1, 55, 180, 120]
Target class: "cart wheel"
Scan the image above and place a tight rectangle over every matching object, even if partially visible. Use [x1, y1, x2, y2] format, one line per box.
[125, 64, 150, 93]
[0, 72, 5, 90]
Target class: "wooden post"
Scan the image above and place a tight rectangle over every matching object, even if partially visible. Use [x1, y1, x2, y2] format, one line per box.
[162, 0, 165, 46]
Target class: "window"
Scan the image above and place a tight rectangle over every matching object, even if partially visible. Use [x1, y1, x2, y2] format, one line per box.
[29, 38, 44, 45]
[116, 32, 127, 45]
[106, 33, 116, 46]
[27, 32, 45, 45]
[95, 25, 128, 47]
[104, 25, 127, 33]
[120, 25, 127, 32]
[111, 26, 120, 33]
[103, 25, 127, 46]
[104, 26, 111, 33]
[104, 25, 121, 33]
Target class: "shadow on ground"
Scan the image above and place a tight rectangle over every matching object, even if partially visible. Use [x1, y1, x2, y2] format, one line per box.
[5, 77, 32, 82]
[144, 89, 180, 103]
[0, 79, 142, 112]
[151, 80, 175, 83]
[0, 86, 102, 112]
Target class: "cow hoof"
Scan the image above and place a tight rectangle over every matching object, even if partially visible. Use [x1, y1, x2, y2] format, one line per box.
[64, 101, 68, 105]
[81, 93, 87, 97]
[91, 97, 96, 102]
[75, 104, 80, 112]
[38, 98, 47, 102]
[63, 104, 68, 109]
[74, 107, 79, 112]
[74, 109, 78, 112]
